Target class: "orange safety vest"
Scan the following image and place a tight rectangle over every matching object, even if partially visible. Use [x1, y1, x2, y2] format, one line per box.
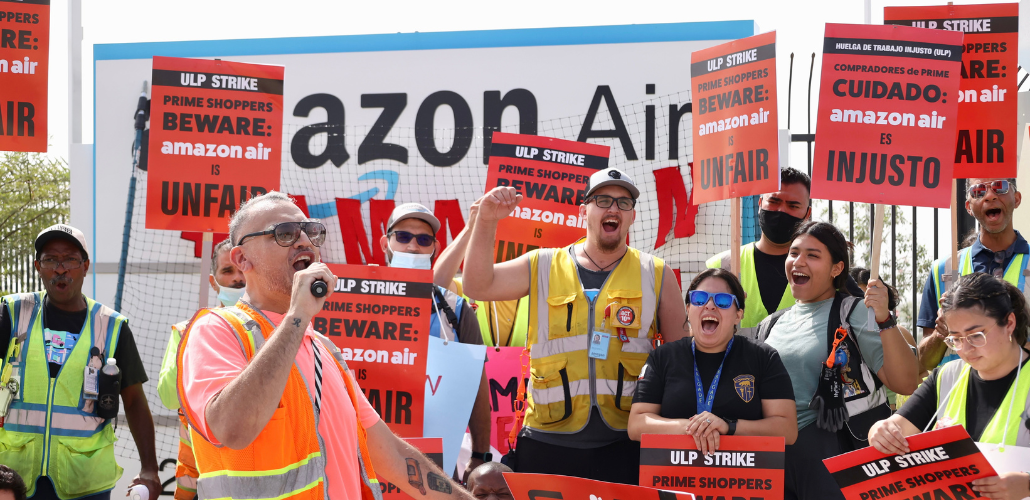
[175, 303, 382, 500]
[174, 411, 198, 500]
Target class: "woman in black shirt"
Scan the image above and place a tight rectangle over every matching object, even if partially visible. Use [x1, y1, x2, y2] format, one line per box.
[868, 273, 1030, 500]
[628, 268, 797, 455]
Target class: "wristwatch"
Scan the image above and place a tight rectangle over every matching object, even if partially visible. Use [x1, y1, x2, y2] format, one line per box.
[470, 451, 492, 462]
[726, 419, 737, 436]
[877, 315, 897, 332]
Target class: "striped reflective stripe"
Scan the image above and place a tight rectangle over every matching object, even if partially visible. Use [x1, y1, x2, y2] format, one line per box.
[5, 406, 46, 433]
[530, 377, 636, 405]
[638, 253, 657, 337]
[48, 411, 105, 436]
[534, 250, 556, 343]
[176, 475, 198, 492]
[198, 452, 325, 500]
[596, 378, 637, 397]
[530, 336, 651, 359]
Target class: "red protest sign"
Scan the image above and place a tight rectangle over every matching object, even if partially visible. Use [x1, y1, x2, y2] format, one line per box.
[691, 31, 779, 204]
[0, 0, 49, 152]
[639, 434, 785, 500]
[885, 4, 1018, 179]
[314, 264, 431, 437]
[146, 56, 283, 232]
[485, 132, 609, 262]
[823, 426, 997, 500]
[504, 473, 695, 500]
[811, 24, 963, 209]
[380, 437, 443, 499]
[485, 346, 524, 455]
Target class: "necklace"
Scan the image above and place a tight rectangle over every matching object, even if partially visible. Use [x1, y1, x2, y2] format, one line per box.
[580, 245, 625, 271]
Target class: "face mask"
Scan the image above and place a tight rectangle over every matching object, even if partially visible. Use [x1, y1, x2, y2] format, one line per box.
[759, 209, 805, 245]
[217, 286, 245, 307]
[389, 250, 433, 270]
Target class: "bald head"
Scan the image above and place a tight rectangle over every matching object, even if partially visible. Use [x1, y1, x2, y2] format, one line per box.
[467, 462, 512, 500]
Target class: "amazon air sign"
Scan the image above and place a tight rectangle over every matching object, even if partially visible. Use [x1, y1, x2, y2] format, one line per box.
[91, 21, 755, 268]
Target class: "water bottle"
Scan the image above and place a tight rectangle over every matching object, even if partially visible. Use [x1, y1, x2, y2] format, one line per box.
[97, 358, 120, 419]
[127, 484, 149, 500]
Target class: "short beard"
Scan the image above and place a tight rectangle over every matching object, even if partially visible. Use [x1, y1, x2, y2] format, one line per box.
[596, 233, 621, 253]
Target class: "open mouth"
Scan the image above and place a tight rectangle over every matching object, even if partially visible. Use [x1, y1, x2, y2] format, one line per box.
[791, 271, 810, 285]
[291, 253, 313, 271]
[601, 216, 620, 234]
[700, 314, 720, 334]
[984, 208, 1003, 223]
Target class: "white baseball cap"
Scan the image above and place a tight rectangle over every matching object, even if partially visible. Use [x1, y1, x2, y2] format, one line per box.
[387, 203, 441, 233]
[586, 168, 639, 200]
[35, 224, 89, 259]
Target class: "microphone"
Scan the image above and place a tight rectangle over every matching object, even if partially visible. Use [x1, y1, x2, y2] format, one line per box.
[311, 280, 328, 298]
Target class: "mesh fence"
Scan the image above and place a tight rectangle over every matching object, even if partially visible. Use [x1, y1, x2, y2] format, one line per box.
[111, 90, 748, 465]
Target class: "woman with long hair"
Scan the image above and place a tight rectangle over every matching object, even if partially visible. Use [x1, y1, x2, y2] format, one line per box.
[760, 221, 919, 500]
[869, 273, 1030, 500]
[628, 268, 797, 454]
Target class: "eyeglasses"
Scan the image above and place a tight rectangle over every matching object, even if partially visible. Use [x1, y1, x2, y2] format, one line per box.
[587, 195, 636, 211]
[967, 180, 1011, 199]
[688, 290, 739, 309]
[38, 257, 84, 270]
[943, 331, 988, 350]
[389, 230, 435, 247]
[236, 221, 326, 247]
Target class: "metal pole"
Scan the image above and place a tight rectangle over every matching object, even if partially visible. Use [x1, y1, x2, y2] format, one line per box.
[807, 53, 815, 177]
[912, 206, 918, 333]
[787, 53, 795, 130]
[891, 205, 897, 289]
[68, 0, 82, 144]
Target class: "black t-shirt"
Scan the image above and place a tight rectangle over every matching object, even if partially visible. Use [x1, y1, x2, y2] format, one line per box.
[898, 349, 1029, 441]
[0, 297, 148, 387]
[634, 336, 795, 422]
[753, 248, 788, 315]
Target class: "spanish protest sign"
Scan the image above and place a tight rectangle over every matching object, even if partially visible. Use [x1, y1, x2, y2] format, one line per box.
[146, 56, 284, 232]
[639, 434, 785, 500]
[380, 437, 443, 500]
[0, 0, 49, 152]
[885, 3, 1018, 179]
[314, 264, 431, 437]
[505, 473, 695, 500]
[823, 426, 998, 500]
[485, 132, 609, 262]
[690, 31, 779, 204]
[811, 23, 963, 209]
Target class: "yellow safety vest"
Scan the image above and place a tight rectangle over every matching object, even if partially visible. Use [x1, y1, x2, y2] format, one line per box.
[466, 296, 529, 347]
[934, 357, 1030, 446]
[0, 292, 126, 500]
[158, 321, 197, 500]
[707, 243, 794, 329]
[525, 241, 664, 433]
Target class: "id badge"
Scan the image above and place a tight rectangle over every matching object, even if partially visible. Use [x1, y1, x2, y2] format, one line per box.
[588, 331, 610, 360]
[83, 367, 99, 399]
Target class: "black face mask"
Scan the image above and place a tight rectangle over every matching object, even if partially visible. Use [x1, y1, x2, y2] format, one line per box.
[759, 209, 805, 245]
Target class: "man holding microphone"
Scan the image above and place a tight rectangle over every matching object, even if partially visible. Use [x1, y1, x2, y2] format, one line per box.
[177, 192, 471, 500]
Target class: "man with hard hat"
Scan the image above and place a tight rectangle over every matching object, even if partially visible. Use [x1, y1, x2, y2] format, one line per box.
[0, 224, 161, 500]
[380, 203, 492, 482]
[462, 167, 689, 484]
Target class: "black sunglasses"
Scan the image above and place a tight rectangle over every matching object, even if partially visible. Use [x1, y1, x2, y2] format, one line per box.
[967, 180, 1011, 199]
[588, 194, 636, 211]
[389, 230, 435, 247]
[236, 221, 327, 247]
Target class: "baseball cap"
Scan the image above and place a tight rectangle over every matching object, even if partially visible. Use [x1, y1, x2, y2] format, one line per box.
[387, 203, 441, 234]
[35, 224, 89, 259]
[586, 168, 640, 200]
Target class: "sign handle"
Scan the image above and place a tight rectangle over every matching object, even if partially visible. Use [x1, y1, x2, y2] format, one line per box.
[946, 179, 960, 292]
[869, 204, 885, 281]
[730, 197, 742, 277]
[198, 232, 213, 309]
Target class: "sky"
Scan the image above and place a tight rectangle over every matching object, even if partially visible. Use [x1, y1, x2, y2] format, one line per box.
[40, 0, 1024, 289]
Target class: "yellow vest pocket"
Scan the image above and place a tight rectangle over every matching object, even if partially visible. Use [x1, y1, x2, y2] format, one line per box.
[529, 356, 571, 424]
[546, 295, 579, 339]
[51, 426, 122, 498]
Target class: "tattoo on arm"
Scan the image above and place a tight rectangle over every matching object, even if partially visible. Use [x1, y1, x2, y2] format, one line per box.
[426, 472, 452, 494]
[405, 458, 427, 495]
[292, 318, 301, 328]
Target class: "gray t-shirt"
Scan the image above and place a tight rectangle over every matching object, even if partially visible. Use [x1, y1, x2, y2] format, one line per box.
[765, 297, 885, 431]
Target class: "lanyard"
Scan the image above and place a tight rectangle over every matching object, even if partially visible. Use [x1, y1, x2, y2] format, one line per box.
[692, 337, 734, 414]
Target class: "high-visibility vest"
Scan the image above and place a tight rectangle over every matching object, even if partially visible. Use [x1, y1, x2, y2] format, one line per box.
[934, 356, 1030, 446]
[525, 241, 663, 433]
[0, 292, 126, 500]
[429, 286, 464, 341]
[175, 303, 383, 500]
[158, 321, 198, 500]
[465, 296, 529, 347]
[707, 243, 794, 329]
[930, 248, 1029, 366]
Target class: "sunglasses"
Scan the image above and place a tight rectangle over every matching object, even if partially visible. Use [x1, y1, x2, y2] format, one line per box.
[967, 180, 1011, 199]
[688, 290, 739, 309]
[389, 230, 435, 247]
[236, 221, 327, 247]
[588, 194, 636, 211]
[943, 331, 988, 350]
